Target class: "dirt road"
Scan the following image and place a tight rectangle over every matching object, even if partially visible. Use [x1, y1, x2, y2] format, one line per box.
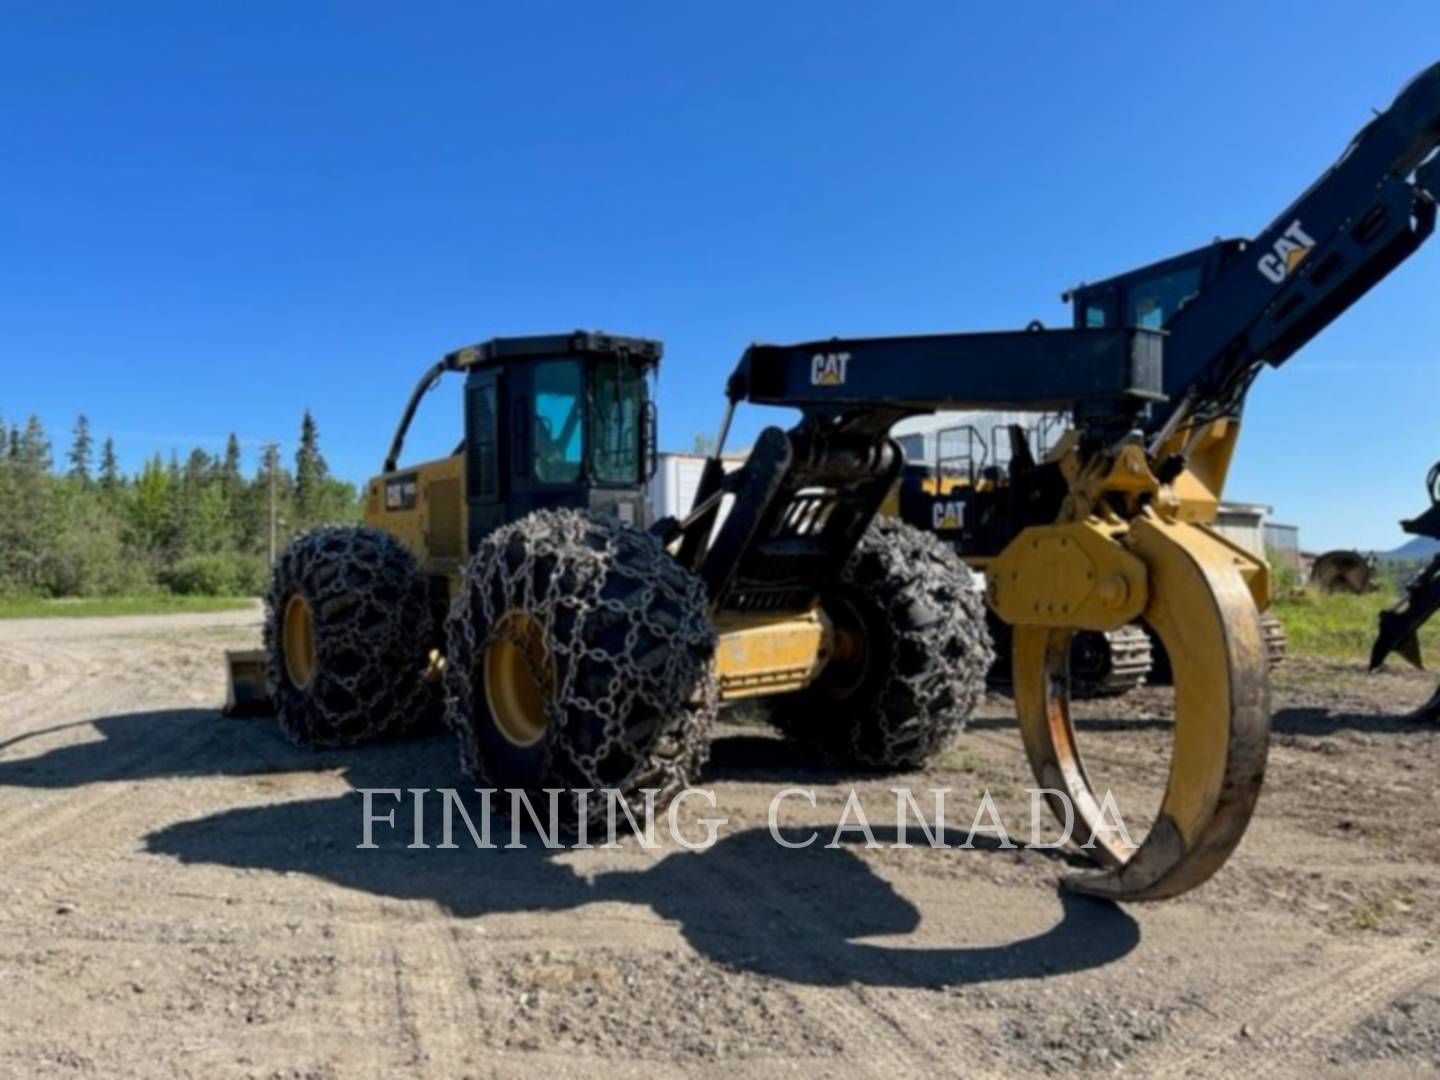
[0, 608, 1437, 1079]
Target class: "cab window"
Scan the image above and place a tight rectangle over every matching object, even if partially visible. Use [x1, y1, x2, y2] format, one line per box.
[532, 360, 584, 483]
[590, 360, 646, 485]
[1126, 267, 1202, 329]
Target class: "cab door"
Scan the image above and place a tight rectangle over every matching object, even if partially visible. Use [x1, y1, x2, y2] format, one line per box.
[464, 369, 506, 547]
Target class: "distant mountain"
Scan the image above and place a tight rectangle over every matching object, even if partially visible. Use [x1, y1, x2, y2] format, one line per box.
[1380, 535, 1440, 562]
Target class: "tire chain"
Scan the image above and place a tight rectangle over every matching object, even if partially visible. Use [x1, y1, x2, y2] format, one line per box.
[843, 517, 994, 767]
[264, 524, 436, 747]
[768, 517, 993, 770]
[444, 509, 719, 830]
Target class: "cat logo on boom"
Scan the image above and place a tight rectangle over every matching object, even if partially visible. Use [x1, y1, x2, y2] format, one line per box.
[810, 352, 851, 387]
[932, 500, 965, 531]
[1257, 220, 1317, 284]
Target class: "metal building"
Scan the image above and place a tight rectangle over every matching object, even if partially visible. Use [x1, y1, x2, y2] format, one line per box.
[1264, 521, 1302, 571]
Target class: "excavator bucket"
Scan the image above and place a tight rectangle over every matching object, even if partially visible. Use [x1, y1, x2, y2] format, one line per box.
[223, 649, 273, 717]
[1006, 513, 1270, 901]
[1370, 551, 1440, 724]
[1372, 554, 1440, 673]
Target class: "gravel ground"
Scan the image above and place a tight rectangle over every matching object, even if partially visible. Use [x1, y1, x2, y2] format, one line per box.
[0, 607, 1437, 1078]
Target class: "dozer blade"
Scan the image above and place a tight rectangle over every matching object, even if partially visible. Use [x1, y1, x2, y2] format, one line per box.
[223, 648, 273, 717]
[1013, 515, 1269, 901]
[1370, 553, 1440, 672]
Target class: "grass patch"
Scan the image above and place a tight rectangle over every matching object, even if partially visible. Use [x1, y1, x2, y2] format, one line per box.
[1272, 584, 1440, 664]
[0, 595, 257, 619]
[933, 748, 980, 774]
[1343, 889, 1416, 932]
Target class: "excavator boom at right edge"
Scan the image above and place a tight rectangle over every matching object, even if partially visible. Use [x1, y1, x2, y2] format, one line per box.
[1372, 461, 1440, 720]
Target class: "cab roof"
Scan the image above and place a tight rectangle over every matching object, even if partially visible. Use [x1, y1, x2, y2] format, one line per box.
[445, 330, 662, 369]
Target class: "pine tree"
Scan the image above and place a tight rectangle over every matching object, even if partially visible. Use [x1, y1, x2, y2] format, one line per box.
[0, 415, 12, 585]
[183, 447, 213, 488]
[67, 414, 93, 484]
[220, 433, 242, 495]
[19, 416, 51, 472]
[99, 437, 120, 494]
[1, 417, 55, 591]
[294, 410, 329, 526]
[131, 453, 174, 559]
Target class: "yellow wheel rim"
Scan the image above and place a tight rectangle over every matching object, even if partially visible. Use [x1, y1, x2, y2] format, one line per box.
[282, 594, 318, 691]
[483, 610, 553, 748]
[820, 595, 870, 699]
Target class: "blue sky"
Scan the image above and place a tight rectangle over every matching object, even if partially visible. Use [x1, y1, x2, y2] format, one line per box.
[2, 3, 1438, 550]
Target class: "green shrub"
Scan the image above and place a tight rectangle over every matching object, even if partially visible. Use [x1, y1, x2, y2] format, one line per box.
[1265, 547, 1301, 597]
[41, 490, 155, 597]
[161, 552, 267, 596]
[231, 552, 271, 596]
[1272, 582, 1440, 664]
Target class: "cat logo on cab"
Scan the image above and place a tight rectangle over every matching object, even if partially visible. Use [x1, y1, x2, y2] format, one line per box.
[810, 352, 851, 387]
[932, 501, 965, 531]
[1257, 220, 1317, 284]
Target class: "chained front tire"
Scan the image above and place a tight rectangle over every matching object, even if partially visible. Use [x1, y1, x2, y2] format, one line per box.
[265, 525, 437, 747]
[767, 517, 993, 771]
[445, 510, 718, 830]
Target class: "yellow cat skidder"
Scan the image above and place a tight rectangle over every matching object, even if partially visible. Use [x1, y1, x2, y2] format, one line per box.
[230, 61, 1440, 900]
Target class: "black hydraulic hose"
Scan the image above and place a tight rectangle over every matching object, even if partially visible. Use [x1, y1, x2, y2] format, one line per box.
[383, 357, 459, 474]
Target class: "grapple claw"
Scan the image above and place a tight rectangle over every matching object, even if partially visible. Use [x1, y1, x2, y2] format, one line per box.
[1013, 516, 1270, 901]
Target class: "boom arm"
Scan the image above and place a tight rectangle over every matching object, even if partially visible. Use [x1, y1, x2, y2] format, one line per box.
[672, 61, 1440, 908]
[1108, 63, 1440, 437]
[674, 325, 1167, 614]
[732, 326, 1163, 423]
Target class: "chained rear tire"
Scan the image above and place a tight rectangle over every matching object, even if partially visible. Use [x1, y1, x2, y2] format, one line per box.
[265, 525, 437, 747]
[767, 517, 993, 771]
[445, 510, 718, 831]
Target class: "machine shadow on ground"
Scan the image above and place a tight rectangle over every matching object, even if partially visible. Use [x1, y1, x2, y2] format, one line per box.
[1270, 705, 1435, 736]
[1, 707, 1141, 989]
[969, 698, 1433, 738]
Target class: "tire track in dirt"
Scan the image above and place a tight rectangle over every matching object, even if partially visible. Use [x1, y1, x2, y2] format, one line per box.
[326, 906, 421, 1076]
[391, 919, 482, 1075]
[1141, 942, 1435, 1078]
[0, 725, 234, 932]
[0, 645, 51, 710]
[0, 642, 102, 726]
[0, 625, 272, 926]
[0, 612, 465, 1074]
[0, 711, 227, 858]
[671, 801, 967, 1078]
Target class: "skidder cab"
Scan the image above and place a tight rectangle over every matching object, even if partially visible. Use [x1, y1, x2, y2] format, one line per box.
[370, 331, 660, 579]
